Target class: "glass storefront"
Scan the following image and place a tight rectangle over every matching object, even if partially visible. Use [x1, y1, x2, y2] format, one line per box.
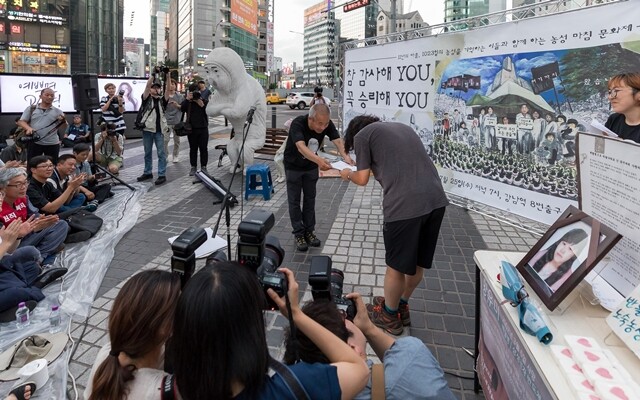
[9, 51, 69, 74]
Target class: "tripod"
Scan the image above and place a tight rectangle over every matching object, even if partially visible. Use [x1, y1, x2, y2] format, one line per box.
[206, 107, 255, 260]
[83, 110, 135, 191]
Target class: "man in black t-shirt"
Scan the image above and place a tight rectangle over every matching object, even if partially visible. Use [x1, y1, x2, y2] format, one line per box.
[283, 104, 353, 251]
[27, 156, 86, 215]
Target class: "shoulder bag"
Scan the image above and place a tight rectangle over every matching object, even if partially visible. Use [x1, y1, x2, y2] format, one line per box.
[174, 103, 192, 137]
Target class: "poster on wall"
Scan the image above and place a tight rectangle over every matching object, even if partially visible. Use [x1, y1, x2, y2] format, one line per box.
[577, 132, 640, 306]
[0, 75, 148, 113]
[343, 0, 640, 224]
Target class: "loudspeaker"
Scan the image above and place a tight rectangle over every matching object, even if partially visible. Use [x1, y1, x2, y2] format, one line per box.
[71, 73, 100, 111]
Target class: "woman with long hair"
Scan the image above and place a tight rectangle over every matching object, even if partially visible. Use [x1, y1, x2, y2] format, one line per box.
[605, 72, 640, 143]
[170, 261, 368, 400]
[528, 228, 588, 292]
[85, 270, 181, 400]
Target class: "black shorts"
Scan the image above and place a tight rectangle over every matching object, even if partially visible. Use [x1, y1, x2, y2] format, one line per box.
[383, 207, 446, 275]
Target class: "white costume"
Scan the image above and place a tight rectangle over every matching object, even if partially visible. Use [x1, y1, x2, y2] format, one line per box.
[204, 48, 266, 173]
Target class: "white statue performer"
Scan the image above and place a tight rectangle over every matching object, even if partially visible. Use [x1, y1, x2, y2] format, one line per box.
[204, 47, 266, 173]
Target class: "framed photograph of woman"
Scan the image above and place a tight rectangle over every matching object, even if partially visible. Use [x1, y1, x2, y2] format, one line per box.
[516, 205, 621, 311]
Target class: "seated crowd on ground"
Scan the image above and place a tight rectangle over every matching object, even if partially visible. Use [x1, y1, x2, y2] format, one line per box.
[0, 124, 116, 323]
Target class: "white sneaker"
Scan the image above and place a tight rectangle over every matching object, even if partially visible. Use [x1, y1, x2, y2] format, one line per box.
[172, 155, 179, 163]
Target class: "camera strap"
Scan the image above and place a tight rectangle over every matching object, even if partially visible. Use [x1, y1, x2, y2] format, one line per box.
[160, 374, 176, 400]
[35, 118, 67, 143]
[268, 356, 311, 400]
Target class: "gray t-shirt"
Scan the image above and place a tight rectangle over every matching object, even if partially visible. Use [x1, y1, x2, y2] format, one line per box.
[164, 92, 185, 125]
[20, 105, 65, 145]
[354, 121, 449, 222]
[355, 337, 456, 400]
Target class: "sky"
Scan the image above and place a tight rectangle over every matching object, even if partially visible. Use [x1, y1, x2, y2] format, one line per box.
[275, 1, 444, 66]
[124, 0, 444, 66]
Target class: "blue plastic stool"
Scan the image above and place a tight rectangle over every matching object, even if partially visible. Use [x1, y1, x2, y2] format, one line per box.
[245, 164, 274, 200]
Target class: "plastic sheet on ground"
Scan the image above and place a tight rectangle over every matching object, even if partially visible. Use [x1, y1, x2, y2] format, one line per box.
[0, 183, 147, 399]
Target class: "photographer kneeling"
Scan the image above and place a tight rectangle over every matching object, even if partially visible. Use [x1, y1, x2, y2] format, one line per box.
[93, 123, 124, 175]
[167, 262, 368, 399]
[283, 294, 456, 400]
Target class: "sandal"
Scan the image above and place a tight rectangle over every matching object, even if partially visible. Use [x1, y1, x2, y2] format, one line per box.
[9, 381, 37, 400]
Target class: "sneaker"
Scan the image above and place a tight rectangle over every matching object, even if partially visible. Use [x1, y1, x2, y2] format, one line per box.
[200, 166, 208, 175]
[83, 203, 97, 212]
[173, 155, 180, 163]
[189, 167, 197, 176]
[137, 173, 153, 182]
[295, 235, 308, 252]
[304, 231, 321, 247]
[373, 296, 411, 326]
[155, 176, 167, 185]
[367, 300, 403, 335]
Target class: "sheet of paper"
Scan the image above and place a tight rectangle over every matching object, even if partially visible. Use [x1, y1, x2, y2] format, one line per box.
[606, 284, 640, 359]
[331, 161, 356, 171]
[589, 120, 619, 138]
[168, 227, 227, 259]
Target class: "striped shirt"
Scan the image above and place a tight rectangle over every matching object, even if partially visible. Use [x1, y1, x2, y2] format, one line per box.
[100, 96, 127, 134]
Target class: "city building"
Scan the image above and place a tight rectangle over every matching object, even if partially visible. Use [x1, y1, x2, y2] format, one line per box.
[0, 0, 122, 75]
[70, 0, 124, 75]
[150, 0, 170, 68]
[334, 1, 379, 41]
[123, 37, 146, 77]
[303, 1, 338, 87]
[167, 0, 271, 87]
[376, 10, 427, 35]
[0, 0, 70, 74]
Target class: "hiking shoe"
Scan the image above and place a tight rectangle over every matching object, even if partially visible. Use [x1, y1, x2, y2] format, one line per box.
[295, 235, 308, 252]
[155, 176, 167, 185]
[189, 167, 197, 176]
[200, 166, 208, 175]
[304, 231, 321, 247]
[373, 296, 411, 326]
[367, 300, 403, 335]
[137, 173, 153, 182]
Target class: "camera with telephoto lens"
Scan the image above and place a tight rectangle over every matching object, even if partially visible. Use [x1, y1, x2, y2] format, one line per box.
[107, 129, 118, 137]
[205, 209, 286, 310]
[309, 255, 357, 320]
[118, 90, 125, 96]
[18, 133, 41, 144]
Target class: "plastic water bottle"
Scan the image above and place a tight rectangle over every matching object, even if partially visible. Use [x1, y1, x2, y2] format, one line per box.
[15, 302, 30, 328]
[49, 305, 61, 333]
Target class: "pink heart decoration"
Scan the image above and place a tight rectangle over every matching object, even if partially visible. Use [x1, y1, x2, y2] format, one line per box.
[596, 367, 613, 379]
[561, 348, 572, 358]
[572, 363, 582, 373]
[585, 351, 600, 362]
[577, 338, 592, 347]
[581, 380, 595, 391]
[610, 386, 629, 400]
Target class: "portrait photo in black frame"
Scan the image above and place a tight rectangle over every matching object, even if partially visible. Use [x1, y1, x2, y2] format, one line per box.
[516, 205, 622, 311]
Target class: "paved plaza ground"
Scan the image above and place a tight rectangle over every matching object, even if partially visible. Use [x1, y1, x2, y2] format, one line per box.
[65, 117, 542, 400]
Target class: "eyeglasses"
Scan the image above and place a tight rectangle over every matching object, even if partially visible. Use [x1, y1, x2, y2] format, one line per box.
[37, 164, 54, 169]
[6, 182, 28, 188]
[607, 88, 635, 98]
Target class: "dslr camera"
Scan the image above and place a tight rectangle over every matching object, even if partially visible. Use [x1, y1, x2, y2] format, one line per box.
[18, 133, 41, 144]
[204, 209, 286, 310]
[188, 84, 201, 101]
[309, 256, 356, 320]
[153, 65, 171, 76]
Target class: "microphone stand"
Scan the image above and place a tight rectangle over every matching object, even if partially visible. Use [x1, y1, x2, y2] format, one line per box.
[210, 108, 255, 260]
